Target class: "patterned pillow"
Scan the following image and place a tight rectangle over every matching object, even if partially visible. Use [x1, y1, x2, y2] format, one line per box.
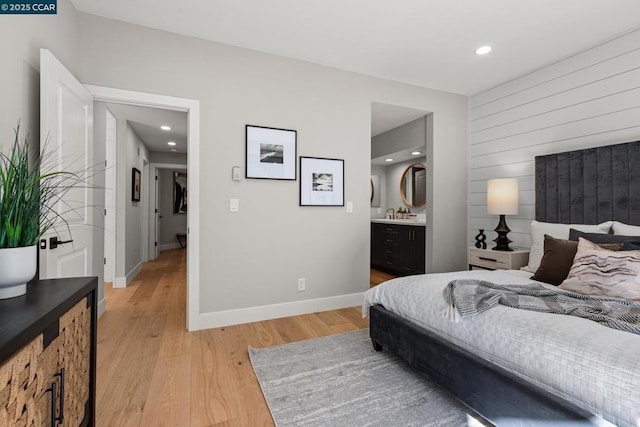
[531, 235, 621, 286]
[559, 238, 640, 301]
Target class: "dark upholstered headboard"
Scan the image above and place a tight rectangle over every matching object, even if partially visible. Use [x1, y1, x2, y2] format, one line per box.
[535, 140, 640, 226]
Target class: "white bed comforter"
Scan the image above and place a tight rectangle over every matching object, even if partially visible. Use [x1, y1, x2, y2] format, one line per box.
[363, 270, 640, 427]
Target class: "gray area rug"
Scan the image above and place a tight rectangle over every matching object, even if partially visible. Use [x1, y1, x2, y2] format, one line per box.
[249, 329, 491, 427]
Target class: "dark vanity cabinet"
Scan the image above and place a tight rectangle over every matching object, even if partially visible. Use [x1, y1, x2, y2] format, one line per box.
[0, 277, 97, 427]
[371, 222, 426, 276]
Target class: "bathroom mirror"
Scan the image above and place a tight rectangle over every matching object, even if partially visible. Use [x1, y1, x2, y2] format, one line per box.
[400, 163, 426, 208]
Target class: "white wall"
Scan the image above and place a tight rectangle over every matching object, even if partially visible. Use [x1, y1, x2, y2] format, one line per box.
[469, 28, 640, 250]
[0, 0, 78, 150]
[74, 13, 468, 321]
[124, 123, 150, 276]
[159, 169, 188, 248]
[371, 116, 427, 159]
[150, 151, 187, 164]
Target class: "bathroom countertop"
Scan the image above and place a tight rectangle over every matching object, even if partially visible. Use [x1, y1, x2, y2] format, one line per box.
[371, 218, 426, 226]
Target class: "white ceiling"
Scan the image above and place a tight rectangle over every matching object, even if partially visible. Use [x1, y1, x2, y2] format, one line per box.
[106, 103, 188, 153]
[70, 0, 640, 95]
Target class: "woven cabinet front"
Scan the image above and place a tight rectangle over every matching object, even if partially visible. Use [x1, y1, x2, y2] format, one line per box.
[0, 296, 90, 427]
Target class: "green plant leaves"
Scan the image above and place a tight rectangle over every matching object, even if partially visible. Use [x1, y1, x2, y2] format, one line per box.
[0, 123, 81, 248]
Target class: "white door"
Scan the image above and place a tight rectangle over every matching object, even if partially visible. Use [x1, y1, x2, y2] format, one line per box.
[39, 49, 94, 279]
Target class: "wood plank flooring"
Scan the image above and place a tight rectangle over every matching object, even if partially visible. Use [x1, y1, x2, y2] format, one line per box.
[96, 249, 371, 426]
[370, 268, 396, 287]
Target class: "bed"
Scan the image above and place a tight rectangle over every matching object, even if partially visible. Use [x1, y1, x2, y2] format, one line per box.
[365, 141, 640, 427]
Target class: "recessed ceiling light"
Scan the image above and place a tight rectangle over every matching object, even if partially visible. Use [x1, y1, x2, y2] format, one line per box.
[475, 46, 492, 55]
[385, 158, 393, 162]
[170, 148, 177, 152]
[161, 125, 171, 131]
[411, 151, 422, 156]
[167, 141, 177, 146]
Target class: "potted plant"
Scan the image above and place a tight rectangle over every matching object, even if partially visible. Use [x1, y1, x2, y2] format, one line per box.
[0, 124, 78, 299]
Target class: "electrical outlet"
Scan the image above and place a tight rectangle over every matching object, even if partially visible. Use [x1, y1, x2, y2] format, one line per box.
[298, 278, 306, 291]
[346, 201, 353, 213]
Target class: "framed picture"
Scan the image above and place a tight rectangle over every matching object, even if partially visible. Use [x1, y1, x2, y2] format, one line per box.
[173, 171, 188, 214]
[299, 157, 344, 206]
[132, 168, 141, 202]
[246, 125, 297, 180]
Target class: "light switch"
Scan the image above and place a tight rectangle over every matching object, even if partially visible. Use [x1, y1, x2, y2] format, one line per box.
[232, 166, 242, 181]
[230, 198, 239, 212]
[346, 201, 353, 213]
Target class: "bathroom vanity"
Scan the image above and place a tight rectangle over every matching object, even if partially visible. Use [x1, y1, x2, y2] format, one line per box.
[371, 219, 426, 276]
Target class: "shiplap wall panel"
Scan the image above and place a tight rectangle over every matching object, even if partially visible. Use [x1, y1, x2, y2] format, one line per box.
[472, 88, 640, 143]
[471, 29, 640, 108]
[471, 49, 640, 120]
[468, 27, 640, 249]
[471, 68, 640, 131]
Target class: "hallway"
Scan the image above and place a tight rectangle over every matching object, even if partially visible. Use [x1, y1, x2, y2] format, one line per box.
[96, 249, 368, 426]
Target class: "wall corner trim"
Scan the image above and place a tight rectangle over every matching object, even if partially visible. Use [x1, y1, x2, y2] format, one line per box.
[196, 292, 364, 330]
[97, 298, 106, 318]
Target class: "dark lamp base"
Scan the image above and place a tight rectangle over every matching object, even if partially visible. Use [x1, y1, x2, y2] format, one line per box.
[492, 214, 514, 251]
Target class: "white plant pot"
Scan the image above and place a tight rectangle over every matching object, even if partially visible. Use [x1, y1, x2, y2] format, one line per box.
[0, 245, 37, 299]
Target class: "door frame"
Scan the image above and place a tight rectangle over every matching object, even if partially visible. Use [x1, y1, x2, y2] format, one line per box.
[87, 85, 200, 332]
[141, 157, 150, 262]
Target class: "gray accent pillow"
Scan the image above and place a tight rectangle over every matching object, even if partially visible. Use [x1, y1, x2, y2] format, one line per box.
[569, 229, 640, 250]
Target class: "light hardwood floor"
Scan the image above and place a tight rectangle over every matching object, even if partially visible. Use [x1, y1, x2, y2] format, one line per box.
[370, 268, 396, 288]
[96, 249, 371, 426]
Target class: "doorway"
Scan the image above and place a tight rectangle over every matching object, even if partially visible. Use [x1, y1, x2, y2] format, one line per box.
[369, 102, 430, 281]
[89, 85, 200, 331]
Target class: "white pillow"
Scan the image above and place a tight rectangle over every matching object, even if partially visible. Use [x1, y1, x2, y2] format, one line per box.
[524, 220, 613, 272]
[612, 221, 640, 236]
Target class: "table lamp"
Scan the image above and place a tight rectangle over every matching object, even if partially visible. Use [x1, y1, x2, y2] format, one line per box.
[487, 178, 518, 251]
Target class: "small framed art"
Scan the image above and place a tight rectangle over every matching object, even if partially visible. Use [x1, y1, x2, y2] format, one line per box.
[299, 156, 344, 206]
[132, 168, 141, 202]
[246, 125, 297, 180]
[173, 171, 188, 214]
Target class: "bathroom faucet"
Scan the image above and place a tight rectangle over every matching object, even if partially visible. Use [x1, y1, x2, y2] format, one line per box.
[386, 208, 395, 219]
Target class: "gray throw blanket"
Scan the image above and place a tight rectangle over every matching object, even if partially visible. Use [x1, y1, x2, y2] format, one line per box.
[443, 279, 640, 335]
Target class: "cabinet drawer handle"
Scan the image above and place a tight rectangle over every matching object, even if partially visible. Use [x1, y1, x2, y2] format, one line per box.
[46, 383, 56, 427]
[55, 368, 65, 424]
[478, 256, 497, 262]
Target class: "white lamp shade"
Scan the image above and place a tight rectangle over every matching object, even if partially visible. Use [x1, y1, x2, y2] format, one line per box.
[487, 178, 519, 215]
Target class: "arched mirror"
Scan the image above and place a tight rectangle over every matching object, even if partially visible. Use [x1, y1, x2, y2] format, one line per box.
[400, 163, 427, 208]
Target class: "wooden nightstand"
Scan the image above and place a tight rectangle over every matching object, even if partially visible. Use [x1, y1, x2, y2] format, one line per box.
[468, 247, 529, 271]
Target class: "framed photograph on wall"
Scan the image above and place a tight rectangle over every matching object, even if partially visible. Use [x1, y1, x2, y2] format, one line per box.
[246, 125, 297, 180]
[132, 168, 141, 202]
[173, 171, 188, 214]
[299, 157, 344, 206]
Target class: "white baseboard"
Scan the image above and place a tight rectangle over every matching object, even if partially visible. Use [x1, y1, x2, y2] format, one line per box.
[196, 292, 363, 330]
[159, 242, 183, 251]
[113, 262, 143, 288]
[97, 297, 106, 318]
